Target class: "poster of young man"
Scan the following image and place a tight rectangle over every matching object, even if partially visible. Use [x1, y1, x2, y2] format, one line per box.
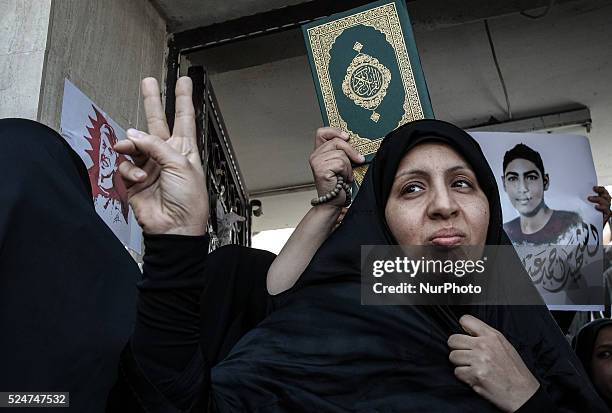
[60, 79, 142, 253]
[471, 131, 603, 311]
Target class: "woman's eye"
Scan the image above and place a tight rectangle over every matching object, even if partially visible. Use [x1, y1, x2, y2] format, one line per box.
[598, 351, 612, 359]
[453, 179, 472, 189]
[401, 184, 424, 194]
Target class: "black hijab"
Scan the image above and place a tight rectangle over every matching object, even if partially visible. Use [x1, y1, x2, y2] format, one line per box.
[209, 119, 606, 412]
[0, 119, 140, 412]
[294, 119, 541, 306]
[574, 318, 612, 408]
[290, 121, 512, 279]
[575, 318, 612, 373]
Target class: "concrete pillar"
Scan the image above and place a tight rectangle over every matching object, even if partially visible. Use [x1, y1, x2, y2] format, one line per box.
[0, 0, 52, 120]
[0, 0, 167, 132]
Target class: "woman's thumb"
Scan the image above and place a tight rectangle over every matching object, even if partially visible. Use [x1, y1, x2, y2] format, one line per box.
[126, 129, 183, 167]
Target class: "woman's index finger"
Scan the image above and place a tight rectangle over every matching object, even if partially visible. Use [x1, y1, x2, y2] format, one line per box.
[315, 127, 349, 149]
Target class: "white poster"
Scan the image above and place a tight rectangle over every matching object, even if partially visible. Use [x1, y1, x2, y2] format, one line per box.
[471, 132, 603, 311]
[60, 79, 142, 253]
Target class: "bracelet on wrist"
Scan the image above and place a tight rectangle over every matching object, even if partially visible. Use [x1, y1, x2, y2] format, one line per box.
[311, 175, 352, 207]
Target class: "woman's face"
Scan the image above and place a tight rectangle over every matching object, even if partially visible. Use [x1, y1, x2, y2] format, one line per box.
[591, 326, 612, 403]
[385, 142, 490, 246]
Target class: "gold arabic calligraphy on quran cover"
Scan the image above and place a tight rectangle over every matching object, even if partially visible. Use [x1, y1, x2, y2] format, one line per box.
[302, 0, 434, 191]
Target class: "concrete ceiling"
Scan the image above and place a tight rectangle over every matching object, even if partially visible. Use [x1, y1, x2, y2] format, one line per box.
[150, 0, 310, 32]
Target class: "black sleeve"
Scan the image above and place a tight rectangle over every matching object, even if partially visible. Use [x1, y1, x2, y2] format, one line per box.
[515, 386, 556, 413]
[199, 244, 277, 366]
[550, 310, 576, 335]
[107, 235, 277, 413]
[107, 233, 210, 413]
[133, 234, 209, 397]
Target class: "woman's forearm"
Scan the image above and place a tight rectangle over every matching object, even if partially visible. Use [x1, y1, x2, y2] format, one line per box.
[131, 233, 209, 407]
[266, 126, 362, 295]
[267, 204, 342, 295]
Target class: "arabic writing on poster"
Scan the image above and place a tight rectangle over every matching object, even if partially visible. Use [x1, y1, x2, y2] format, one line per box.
[518, 223, 600, 292]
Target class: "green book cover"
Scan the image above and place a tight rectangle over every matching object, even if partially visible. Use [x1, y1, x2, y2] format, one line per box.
[303, 0, 434, 190]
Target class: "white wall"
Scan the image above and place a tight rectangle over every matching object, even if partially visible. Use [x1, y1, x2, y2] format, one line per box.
[251, 189, 316, 232]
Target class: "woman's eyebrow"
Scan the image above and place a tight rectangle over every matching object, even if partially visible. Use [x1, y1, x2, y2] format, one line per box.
[395, 168, 429, 178]
[445, 165, 471, 174]
[395, 165, 471, 178]
[595, 343, 612, 351]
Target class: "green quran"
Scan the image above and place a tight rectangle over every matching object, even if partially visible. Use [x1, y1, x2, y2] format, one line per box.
[302, 0, 434, 188]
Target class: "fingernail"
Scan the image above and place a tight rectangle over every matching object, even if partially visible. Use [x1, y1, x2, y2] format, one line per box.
[134, 170, 146, 179]
[341, 131, 349, 139]
[359, 154, 366, 162]
[127, 128, 145, 139]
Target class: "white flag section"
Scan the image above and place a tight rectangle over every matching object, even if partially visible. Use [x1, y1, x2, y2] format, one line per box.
[60, 79, 142, 253]
[471, 131, 603, 311]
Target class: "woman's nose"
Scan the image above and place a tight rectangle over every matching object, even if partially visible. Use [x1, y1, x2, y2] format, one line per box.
[426, 186, 459, 220]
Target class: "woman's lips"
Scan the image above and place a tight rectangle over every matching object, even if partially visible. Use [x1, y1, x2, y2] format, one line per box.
[427, 229, 466, 246]
[430, 236, 464, 246]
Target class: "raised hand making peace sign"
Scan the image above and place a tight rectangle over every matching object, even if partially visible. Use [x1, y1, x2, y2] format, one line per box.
[114, 77, 208, 236]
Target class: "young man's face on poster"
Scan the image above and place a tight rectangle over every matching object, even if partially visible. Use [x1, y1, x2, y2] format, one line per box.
[502, 158, 549, 216]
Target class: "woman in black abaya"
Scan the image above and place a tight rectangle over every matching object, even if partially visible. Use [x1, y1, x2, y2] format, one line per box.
[574, 318, 612, 409]
[0, 119, 139, 412]
[108, 78, 607, 412]
[206, 121, 606, 412]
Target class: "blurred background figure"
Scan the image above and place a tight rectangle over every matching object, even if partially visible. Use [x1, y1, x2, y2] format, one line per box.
[574, 318, 612, 410]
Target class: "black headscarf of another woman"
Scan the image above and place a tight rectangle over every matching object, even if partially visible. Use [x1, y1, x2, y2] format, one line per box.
[574, 318, 612, 409]
[575, 318, 612, 372]
[0, 119, 140, 412]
